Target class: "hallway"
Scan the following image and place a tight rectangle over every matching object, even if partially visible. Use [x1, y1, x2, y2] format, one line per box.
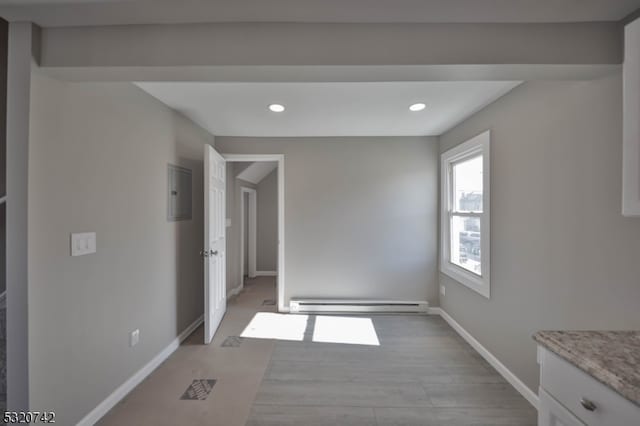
[98, 277, 278, 426]
[100, 276, 535, 425]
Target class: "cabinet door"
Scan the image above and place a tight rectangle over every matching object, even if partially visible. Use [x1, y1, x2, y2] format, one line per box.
[539, 389, 585, 426]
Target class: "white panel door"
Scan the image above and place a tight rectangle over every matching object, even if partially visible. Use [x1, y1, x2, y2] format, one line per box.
[204, 145, 226, 344]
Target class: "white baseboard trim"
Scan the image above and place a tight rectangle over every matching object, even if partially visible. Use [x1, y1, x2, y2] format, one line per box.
[76, 314, 204, 426]
[228, 285, 243, 299]
[436, 308, 539, 410]
[427, 307, 442, 315]
[255, 270, 277, 276]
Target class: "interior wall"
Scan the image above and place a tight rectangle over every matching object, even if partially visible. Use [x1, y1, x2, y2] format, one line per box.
[243, 191, 249, 274]
[256, 169, 278, 272]
[0, 18, 5, 411]
[224, 163, 236, 291]
[27, 71, 213, 425]
[439, 72, 640, 395]
[0, 18, 7, 298]
[225, 162, 256, 293]
[216, 136, 439, 306]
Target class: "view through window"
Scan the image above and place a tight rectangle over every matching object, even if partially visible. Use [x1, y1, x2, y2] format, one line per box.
[450, 155, 483, 275]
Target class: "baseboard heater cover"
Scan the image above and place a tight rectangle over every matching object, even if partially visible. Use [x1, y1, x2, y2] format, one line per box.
[289, 299, 429, 314]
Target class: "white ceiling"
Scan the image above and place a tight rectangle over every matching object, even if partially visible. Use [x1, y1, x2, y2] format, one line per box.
[236, 162, 278, 184]
[135, 81, 521, 137]
[0, 0, 638, 27]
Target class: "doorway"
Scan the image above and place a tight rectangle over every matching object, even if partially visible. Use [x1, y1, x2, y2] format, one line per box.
[224, 154, 285, 312]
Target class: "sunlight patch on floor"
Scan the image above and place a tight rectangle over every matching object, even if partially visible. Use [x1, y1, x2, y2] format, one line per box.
[241, 312, 309, 341]
[312, 315, 380, 346]
[240, 312, 380, 346]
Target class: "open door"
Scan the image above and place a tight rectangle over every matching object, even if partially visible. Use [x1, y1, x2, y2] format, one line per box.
[203, 145, 226, 344]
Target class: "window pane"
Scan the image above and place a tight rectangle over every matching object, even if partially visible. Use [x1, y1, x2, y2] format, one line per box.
[450, 215, 481, 275]
[453, 155, 483, 212]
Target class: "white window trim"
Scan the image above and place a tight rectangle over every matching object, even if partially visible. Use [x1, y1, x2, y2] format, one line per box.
[440, 130, 491, 299]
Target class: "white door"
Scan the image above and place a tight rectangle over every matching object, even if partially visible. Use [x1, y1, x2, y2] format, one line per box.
[204, 145, 226, 344]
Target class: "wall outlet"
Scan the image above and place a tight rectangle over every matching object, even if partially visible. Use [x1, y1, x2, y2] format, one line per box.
[130, 329, 140, 347]
[440, 285, 446, 296]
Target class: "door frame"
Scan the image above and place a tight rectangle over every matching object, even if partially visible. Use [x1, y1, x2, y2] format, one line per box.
[224, 154, 286, 312]
[240, 186, 257, 285]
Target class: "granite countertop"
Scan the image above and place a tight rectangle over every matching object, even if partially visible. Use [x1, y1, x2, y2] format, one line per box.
[533, 330, 640, 407]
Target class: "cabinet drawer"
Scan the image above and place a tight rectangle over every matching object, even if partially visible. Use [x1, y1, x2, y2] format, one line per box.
[539, 388, 585, 426]
[539, 347, 640, 426]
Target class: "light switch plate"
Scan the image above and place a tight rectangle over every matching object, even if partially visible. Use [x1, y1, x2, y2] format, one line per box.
[440, 285, 446, 296]
[71, 232, 97, 256]
[130, 329, 140, 347]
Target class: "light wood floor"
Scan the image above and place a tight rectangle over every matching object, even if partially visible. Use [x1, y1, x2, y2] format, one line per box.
[100, 277, 536, 425]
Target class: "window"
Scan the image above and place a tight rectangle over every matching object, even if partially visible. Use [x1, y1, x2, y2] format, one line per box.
[440, 130, 490, 298]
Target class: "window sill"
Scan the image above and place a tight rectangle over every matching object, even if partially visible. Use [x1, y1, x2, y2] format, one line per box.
[440, 262, 490, 299]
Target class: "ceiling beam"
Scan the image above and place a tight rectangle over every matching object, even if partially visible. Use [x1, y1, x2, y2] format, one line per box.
[41, 64, 621, 83]
[1, 0, 638, 27]
[38, 22, 622, 77]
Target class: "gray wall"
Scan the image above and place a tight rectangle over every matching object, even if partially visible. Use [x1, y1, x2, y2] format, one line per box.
[225, 162, 256, 292]
[7, 22, 36, 412]
[256, 169, 278, 271]
[0, 18, 7, 297]
[28, 72, 213, 425]
[439, 72, 640, 395]
[244, 191, 249, 273]
[216, 137, 439, 305]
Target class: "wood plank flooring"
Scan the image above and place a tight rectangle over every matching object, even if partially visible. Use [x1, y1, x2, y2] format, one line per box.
[100, 277, 536, 425]
[247, 304, 536, 425]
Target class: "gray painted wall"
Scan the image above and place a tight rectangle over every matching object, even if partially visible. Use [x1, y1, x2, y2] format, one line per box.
[216, 137, 439, 305]
[28, 72, 213, 425]
[224, 163, 236, 291]
[0, 18, 7, 297]
[6, 22, 35, 412]
[256, 169, 278, 271]
[439, 72, 640, 395]
[225, 162, 256, 292]
[244, 191, 249, 274]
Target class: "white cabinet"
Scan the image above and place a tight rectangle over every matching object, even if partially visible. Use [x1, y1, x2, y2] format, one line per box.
[539, 389, 585, 426]
[537, 346, 640, 426]
[623, 18, 640, 216]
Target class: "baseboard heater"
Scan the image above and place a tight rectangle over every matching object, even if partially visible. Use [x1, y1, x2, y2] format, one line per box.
[289, 299, 429, 314]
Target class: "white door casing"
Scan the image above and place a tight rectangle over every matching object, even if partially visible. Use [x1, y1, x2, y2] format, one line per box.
[204, 145, 227, 344]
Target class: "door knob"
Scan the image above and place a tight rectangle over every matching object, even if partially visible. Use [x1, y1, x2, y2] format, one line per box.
[200, 249, 209, 258]
[211, 250, 218, 256]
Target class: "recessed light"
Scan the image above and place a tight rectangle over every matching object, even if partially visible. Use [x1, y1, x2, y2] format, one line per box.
[409, 103, 426, 112]
[268, 104, 285, 112]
